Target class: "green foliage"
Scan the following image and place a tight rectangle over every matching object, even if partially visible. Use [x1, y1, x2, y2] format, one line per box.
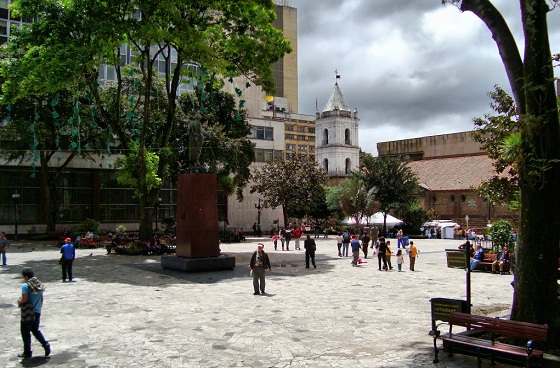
[1, 0, 291, 239]
[115, 224, 127, 234]
[115, 142, 162, 197]
[488, 219, 514, 249]
[172, 79, 255, 200]
[337, 177, 378, 227]
[398, 201, 431, 233]
[472, 85, 520, 207]
[359, 154, 419, 221]
[81, 218, 100, 232]
[251, 155, 327, 225]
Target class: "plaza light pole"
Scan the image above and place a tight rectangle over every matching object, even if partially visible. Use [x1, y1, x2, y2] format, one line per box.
[12, 192, 20, 241]
[254, 198, 263, 227]
[155, 197, 162, 231]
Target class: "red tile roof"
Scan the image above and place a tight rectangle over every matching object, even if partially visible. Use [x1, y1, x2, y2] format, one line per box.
[407, 155, 496, 191]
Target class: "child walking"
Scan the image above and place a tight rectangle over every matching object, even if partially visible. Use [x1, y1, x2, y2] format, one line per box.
[396, 249, 404, 272]
[272, 234, 279, 250]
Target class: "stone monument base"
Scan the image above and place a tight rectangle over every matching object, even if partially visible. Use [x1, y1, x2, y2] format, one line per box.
[161, 254, 235, 272]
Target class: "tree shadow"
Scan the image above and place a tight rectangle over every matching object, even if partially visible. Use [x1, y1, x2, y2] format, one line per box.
[3, 249, 341, 288]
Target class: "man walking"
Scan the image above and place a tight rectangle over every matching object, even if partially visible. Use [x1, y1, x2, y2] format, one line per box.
[18, 268, 50, 359]
[304, 235, 317, 268]
[350, 235, 361, 266]
[249, 244, 271, 295]
[342, 230, 351, 257]
[1, 231, 10, 266]
[60, 237, 76, 282]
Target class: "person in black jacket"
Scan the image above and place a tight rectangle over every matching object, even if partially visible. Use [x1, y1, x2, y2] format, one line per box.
[249, 244, 271, 295]
[304, 235, 317, 269]
[377, 237, 388, 271]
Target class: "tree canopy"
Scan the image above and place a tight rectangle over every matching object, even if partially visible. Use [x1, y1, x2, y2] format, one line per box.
[251, 155, 327, 226]
[1, 0, 291, 240]
[358, 154, 419, 232]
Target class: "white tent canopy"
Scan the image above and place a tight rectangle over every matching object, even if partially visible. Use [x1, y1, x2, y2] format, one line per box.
[339, 212, 403, 227]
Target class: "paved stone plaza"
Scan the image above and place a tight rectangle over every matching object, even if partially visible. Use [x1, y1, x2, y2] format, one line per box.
[0, 237, 556, 367]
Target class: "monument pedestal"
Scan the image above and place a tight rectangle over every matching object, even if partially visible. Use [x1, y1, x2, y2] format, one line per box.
[161, 254, 235, 271]
[161, 173, 235, 272]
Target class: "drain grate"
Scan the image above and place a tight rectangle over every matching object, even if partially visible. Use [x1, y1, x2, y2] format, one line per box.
[0, 303, 16, 309]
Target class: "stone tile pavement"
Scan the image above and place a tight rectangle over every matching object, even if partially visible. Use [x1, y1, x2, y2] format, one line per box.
[0, 237, 556, 367]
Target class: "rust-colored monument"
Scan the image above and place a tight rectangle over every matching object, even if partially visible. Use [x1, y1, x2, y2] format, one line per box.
[161, 173, 235, 271]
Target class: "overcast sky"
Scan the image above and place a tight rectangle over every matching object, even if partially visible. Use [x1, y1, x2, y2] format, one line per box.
[287, 0, 560, 155]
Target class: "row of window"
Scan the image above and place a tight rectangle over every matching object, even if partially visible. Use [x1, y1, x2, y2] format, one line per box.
[286, 144, 315, 152]
[285, 134, 315, 141]
[285, 125, 315, 133]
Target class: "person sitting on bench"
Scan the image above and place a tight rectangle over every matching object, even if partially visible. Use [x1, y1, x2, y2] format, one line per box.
[469, 244, 484, 271]
[492, 246, 509, 274]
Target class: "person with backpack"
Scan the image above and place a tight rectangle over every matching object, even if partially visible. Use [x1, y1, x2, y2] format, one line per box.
[17, 268, 50, 359]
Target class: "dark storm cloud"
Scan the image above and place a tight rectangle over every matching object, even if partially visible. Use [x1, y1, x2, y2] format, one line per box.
[286, 0, 560, 154]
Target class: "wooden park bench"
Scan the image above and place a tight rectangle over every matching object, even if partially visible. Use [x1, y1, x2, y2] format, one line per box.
[434, 311, 548, 367]
[475, 253, 510, 273]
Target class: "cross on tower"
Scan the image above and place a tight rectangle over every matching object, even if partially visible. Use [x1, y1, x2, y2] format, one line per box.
[334, 69, 340, 82]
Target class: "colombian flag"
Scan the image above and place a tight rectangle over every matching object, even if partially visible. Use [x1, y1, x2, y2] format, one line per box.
[265, 96, 274, 109]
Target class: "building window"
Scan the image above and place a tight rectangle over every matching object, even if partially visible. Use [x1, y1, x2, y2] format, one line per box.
[345, 158, 351, 174]
[308, 127, 315, 134]
[249, 126, 273, 141]
[298, 145, 307, 152]
[255, 148, 283, 162]
[286, 144, 294, 151]
[323, 129, 329, 145]
[285, 134, 295, 140]
[323, 158, 329, 172]
[345, 128, 351, 145]
[285, 125, 294, 132]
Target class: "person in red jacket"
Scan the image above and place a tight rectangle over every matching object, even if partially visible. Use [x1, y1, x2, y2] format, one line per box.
[293, 226, 303, 250]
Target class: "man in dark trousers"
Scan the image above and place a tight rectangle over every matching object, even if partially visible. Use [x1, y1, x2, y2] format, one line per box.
[18, 268, 50, 359]
[249, 243, 271, 295]
[60, 237, 76, 282]
[304, 234, 317, 269]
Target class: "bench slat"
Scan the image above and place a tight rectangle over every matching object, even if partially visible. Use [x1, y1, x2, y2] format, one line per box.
[450, 312, 548, 341]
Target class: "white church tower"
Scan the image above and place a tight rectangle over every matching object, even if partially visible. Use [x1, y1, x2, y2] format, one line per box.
[315, 73, 360, 184]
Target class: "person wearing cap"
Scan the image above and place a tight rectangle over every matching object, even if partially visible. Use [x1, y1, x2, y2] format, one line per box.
[60, 237, 76, 282]
[249, 243, 271, 295]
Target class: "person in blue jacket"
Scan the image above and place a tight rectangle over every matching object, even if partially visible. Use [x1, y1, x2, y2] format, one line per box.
[60, 237, 76, 282]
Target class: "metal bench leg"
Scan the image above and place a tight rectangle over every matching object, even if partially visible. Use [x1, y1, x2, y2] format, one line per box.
[433, 336, 439, 363]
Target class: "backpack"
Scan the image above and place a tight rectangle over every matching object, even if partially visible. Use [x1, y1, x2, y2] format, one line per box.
[342, 232, 350, 243]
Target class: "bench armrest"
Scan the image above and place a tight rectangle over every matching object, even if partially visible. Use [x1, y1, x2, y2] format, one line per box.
[527, 340, 534, 355]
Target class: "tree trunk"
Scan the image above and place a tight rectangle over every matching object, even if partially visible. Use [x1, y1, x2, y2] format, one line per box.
[511, 0, 560, 344]
[39, 154, 56, 232]
[457, 0, 560, 346]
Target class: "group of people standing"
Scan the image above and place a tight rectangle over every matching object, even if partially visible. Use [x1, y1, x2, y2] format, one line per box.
[339, 230, 419, 271]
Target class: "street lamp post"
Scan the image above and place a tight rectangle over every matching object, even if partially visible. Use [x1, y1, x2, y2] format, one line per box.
[12, 192, 20, 241]
[155, 198, 162, 231]
[254, 199, 263, 235]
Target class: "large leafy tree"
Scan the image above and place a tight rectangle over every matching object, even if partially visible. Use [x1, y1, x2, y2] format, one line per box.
[359, 154, 419, 233]
[251, 155, 327, 226]
[444, 0, 560, 339]
[0, 90, 107, 230]
[1, 0, 291, 240]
